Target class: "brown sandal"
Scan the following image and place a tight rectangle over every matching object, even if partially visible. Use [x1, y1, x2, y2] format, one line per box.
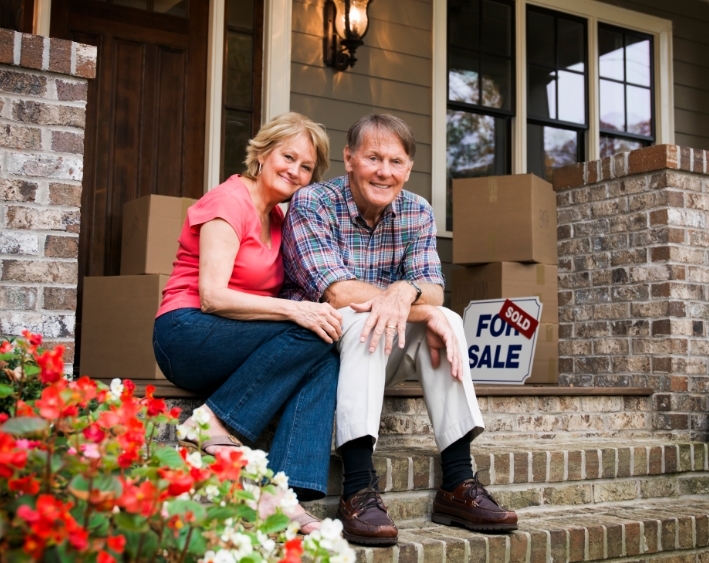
[179, 434, 243, 454]
[293, 510, 321, 534]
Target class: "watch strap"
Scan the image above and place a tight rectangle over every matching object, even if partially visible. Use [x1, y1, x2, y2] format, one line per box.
[406, 280, 422, 303]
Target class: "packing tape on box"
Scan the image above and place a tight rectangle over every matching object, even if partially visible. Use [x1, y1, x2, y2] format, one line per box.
[488, 177, 498, 203]
[536, 264, 545, 285]
[545, 325, 554, 342]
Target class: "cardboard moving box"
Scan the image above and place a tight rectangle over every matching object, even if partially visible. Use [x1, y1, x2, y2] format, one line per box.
[528, 323, 559, 385]
[452, 174, 557, 265]
[451, 262, 559, 324]
[121, 195, 197, 276]
[81, 275, 169, 380]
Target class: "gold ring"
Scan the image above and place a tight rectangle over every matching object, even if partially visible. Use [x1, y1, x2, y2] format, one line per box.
[386, 325, 397, 329]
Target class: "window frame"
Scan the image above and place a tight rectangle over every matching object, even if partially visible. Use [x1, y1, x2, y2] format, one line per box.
[432, 0, 674, 237]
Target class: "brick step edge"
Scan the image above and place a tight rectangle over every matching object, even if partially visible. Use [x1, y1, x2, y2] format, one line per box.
[323, 442, 709, 495]
[344, 498, 709, 563]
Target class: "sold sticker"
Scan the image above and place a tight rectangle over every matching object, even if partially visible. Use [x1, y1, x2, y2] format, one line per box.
[462, 297, 543, 385]
[499, 299, 539, 339]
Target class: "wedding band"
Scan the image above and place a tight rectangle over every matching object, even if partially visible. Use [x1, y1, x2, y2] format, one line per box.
[386, 325, 397, 329]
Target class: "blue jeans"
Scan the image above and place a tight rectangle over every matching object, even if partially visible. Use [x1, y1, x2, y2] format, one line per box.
[153, 308, 339, 499]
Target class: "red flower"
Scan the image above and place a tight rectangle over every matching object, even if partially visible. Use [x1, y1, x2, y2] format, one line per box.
[9, 475, 40, 495]
[0, 413, 8, 424]
[0, 432, 27, 478]
[158, 469, 195, 497]
[97, 551, 115, 563]
[17, 495, 87, 557]
[0, 341, 13, 354]
[117, 479, 161, 517]
[146, 397, 167, 417]
[22, 330, 42, 347]
[169, 406, 181, 419]
[35, 386, 69, 420]
[15, 400, 35, 417]
[83, 423, 106, 443]
[35, 346, 65, 384]
[280, 538, 304, 563]
[210, 449, 246, 482]
[106, 535, 126, 553]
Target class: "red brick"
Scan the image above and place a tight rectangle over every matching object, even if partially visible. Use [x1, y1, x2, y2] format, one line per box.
[628, 145, 679, 175]
[509, 532, 529, 563]
[51, 131, 84, 155]
[48, 37, 72, 74]
[585, 449, 600, 479]
[678, 516, 694, 549]
[554, 163, 585, 191]
[489, 535, 508, 562]
[568, 527, 585, 562]
[549, 529, 567, 563]
[532, 451, 547, 482]
[625, 522, 641, 556]
[56, 79, 88, 102]
[494, 453, 510, 484]
[588, 525, 604, 560]
[694, 147, 705, 172]
[662, 518, 677, 550]
[617, 448, 631, 478]
[601, 448, 616, 478]
[529, 530, 548, 563]
[697, 515, 709, 547]
[469, 536, 487, 562]
[606, 523, 623, 558]
[568, 450, 582, 481]
[549, 451, 564, 482]
[601, 156, 613, 180]
[649, 446, 663, 474]
[514, 452, 529, 483]
[397, 543, 417, 563]
[20, 34, 44, 71]
[670, 376, 689, 392]
[74, 43, 97, 79]
[644, 519, 659, 553]
[680, 146, 693, 171]
[587, 160, 600, 184]
[664, 445, 678, 473]
[0, 28, 15, 65]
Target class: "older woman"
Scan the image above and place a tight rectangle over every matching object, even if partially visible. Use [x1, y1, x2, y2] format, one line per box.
[152, 113, 340, 531]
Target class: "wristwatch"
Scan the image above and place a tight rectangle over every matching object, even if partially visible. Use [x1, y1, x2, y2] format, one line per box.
[406, 280, 422, 303]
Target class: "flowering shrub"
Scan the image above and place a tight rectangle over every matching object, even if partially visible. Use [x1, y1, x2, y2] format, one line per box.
[0, 332, 355, 563]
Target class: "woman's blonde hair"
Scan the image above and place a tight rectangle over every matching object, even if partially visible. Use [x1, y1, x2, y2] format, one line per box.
[243, 112, 330, 183]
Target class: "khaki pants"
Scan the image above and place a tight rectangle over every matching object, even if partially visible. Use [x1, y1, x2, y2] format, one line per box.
[335, 306, 485, 451]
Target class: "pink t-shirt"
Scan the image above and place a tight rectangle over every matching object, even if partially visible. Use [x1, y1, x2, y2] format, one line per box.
[156, 175, 284, 317]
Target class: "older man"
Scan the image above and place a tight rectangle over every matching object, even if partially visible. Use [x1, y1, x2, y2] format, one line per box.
[282, 114, 517, 545]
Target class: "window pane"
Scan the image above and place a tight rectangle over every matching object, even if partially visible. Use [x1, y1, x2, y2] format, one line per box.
[599, 28, 624, 81]
[527, 11, 555, 67]
[223, 110, 251, 180]
[228, 0, 255, 30]
[558, 70, 585, 124]
[482, 0, 511, 57]
[225, 32, 253, 109]
[558, 19, 584, 72]
[600, 79, 624, 131]
[626, 37, 651, 86]
[481, 54, 511, 110]
[528, 124, 579, 182]
[626, 85, 652, 136]
[446, 110, 508, 230]
[449, 49, 479, 104]
[114, 0, 148, 9]
[153, 0, 187, 16]
[528, 65, 556, 119]
[600, 135, 646, 159]
[448, 0, 480, 52]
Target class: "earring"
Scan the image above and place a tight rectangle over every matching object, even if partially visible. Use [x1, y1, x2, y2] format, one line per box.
[258, 162, 262, 174]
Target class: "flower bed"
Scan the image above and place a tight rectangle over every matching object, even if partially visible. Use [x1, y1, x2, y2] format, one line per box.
[0, 332, 353, 563]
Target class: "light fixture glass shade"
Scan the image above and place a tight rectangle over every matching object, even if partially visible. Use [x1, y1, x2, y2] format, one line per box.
[333, 0, 370, 40]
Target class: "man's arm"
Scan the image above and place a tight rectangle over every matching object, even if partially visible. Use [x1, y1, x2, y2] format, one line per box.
[323, 280, 443, 310]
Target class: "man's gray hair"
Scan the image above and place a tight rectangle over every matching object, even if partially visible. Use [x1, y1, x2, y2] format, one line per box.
[346, 114, 416, 160]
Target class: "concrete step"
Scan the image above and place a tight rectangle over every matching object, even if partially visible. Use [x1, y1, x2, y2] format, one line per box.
[317, 439, 709, 514]
[342, 497, 709, 563]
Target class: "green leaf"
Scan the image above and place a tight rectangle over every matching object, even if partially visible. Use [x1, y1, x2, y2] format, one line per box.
[206, 505, 242, 522]
[23, 365, 40, 377]
[233, 489, 255, 501]
[186, 529, 207, 554]
[234, 504, 257, 522]
[240, 555, 264, 563]
[0, 384, 14, 398]
[166, 499, 207, 522]
[69, 474, 123, 503]
[113, 511, 149, 532]
[153, 446, 185, 469]
[124, 529, 159, 560]
[260, 512, 290, 534]
[1, 416, 47, 436]
[87, 512, 110, 535]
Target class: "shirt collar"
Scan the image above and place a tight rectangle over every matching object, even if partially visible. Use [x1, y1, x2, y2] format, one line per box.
[342, 175, 399, 229]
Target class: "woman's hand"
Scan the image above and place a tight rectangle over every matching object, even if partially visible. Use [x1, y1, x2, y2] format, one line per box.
[289, 301, 343, 343]
[423, 308, 464, 381]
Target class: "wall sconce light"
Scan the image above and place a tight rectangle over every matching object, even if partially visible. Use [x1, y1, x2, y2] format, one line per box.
[324, 0, 372, 71]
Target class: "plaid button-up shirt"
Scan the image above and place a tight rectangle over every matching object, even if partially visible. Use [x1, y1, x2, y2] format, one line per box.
[281, 174, 445, 302]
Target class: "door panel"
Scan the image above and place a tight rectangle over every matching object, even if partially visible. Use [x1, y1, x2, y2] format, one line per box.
[50, 0, 208, 372]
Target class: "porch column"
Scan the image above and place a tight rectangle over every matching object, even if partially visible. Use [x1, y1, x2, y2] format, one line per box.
[0, 29, 96, 374]
[554, 145, 709, 441]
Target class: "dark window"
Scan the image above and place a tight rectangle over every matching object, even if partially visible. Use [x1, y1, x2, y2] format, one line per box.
[526, 6, 587, 182]
[221, 0, 264, 181]
[0, 0, 34, 32]
[446, 0, 514, 231]
[92, 0, 189, 17]
[598, 24, 654, 158]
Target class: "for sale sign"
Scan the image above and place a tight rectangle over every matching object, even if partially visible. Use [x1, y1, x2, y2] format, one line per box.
[462, 297, 543, 385]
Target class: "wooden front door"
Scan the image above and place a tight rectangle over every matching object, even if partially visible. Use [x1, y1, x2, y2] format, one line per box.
[50, 0, 209, 370]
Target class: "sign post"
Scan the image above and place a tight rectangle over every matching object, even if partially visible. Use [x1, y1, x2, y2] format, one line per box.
[462, 297, 543, 385]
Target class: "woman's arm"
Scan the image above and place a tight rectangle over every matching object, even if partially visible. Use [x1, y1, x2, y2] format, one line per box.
[198, 219, 342, 342]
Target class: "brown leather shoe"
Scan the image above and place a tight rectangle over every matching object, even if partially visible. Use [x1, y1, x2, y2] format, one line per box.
[336, 488, 398, 546]
[432, 473, 518, 533]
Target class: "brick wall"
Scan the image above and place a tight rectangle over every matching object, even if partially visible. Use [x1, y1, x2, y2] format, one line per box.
[0, 28, 96, 373]
[554, 145, 709, 442]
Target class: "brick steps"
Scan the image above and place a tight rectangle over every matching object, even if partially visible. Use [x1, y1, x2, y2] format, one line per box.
[346, 498, 709, 563]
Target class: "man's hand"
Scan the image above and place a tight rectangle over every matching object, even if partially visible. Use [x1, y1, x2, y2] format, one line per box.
[423, 308, 464, 381]
[350, 281, 418, 354]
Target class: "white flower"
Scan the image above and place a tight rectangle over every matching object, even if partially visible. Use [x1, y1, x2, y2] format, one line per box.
[204, 485, 220, 501]
[272, 471, 289, 491]
[192, 405, 212, 426]
[320, 518, 343, 541]
[243, 482, 261, 510]
[185, 451, 203, 469]
[176, 424, 198, 442]
[331, 547, 357, 563]
[227, 533, 253, 560]
[214, 549, 237, 563]
[285, 520, 300, 540]
[241, 447, 269, 476]
[107, 378, 124, 401]
[280, 488, 298, 511]
[200, 550, 217, 563]
[257, 531, 276, 555]
[177, 492, 191, 500]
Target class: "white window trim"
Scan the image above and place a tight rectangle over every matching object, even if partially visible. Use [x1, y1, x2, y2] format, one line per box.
[433, 0, 674, 237]
[204, 0, 292, 192]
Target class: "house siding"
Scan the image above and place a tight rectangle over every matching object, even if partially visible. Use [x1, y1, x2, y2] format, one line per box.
[290, 0, 433, 200]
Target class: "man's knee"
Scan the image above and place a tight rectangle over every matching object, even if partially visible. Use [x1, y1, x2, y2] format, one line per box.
[439, 306, 464, 328]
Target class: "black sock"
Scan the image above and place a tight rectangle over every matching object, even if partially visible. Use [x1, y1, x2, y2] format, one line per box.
[340, 435, 378, 500]
[440, 432, 474, 492]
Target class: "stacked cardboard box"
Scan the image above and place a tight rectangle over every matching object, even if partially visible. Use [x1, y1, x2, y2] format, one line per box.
[450, 174, 559, 385]
[81, 195, 197, 380]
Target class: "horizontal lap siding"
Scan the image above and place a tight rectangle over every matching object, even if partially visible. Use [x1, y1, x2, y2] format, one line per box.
[597, 0, 709, 150]
[290, 0, 434, 200]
